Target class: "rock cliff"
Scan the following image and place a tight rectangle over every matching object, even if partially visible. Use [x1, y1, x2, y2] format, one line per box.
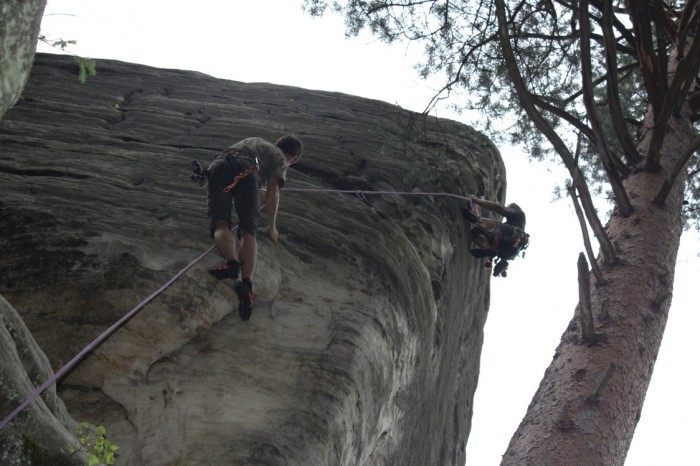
[0, 53, 505, 465]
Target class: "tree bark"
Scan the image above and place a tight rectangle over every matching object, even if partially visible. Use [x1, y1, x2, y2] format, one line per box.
[0, 0, 47, 121]
[501, 94, 693, 466]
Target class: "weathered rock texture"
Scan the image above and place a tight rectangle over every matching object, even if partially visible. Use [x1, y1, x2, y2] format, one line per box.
[0, 0, 47, 121]
[0, 295, 86, 465]
[0, 53, 505, 465]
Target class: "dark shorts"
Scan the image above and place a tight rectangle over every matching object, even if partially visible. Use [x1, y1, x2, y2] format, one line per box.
[207, 155, 261, 238]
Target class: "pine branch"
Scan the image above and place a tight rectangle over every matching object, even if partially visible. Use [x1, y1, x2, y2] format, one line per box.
[530, 94, 596, 141]
[579, 0, 632, 215]
[654, 134, 700, 205]
[601, 0, 640, 164]
[495, 0, 618, 263]
[577, 252, 597, 343]
[647, 17, 700, 169]
[568, 185, 605, 285]
[626, 0, 666, 116]
[569, 133, 606, 283]
[589, 0, 638, 53]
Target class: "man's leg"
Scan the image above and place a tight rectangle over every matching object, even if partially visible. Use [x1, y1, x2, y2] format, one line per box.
[213, 220, 238, 260]
[235, 231, 257, 321]
[232, 177, 260, 321]
[207, 157, 241, 280]
[208, 220, 241, 280]
[239, 231, 257, 281]
[233, 174, 261, 280]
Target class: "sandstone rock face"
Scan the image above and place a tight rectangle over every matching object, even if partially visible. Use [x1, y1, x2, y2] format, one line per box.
[0, 53, 505, 465]
[0, 0, 47, 121]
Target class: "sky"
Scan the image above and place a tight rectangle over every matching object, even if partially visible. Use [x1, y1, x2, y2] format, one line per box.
[35, 1, 699, 465]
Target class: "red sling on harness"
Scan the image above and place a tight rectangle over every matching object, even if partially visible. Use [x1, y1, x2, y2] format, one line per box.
[223, 166, 258, 193]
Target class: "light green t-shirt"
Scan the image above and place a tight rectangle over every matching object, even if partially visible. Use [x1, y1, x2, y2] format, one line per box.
[225, 137, 289, 187]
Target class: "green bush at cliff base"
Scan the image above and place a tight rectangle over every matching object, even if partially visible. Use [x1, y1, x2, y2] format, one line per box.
[70, 422, 119, 465]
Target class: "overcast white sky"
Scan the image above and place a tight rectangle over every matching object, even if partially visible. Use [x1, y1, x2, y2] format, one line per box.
[36, 1, 699, 465]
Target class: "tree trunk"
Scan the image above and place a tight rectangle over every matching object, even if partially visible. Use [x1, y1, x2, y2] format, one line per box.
[501, 77, 694, 466]
[0, 0, 47, 121]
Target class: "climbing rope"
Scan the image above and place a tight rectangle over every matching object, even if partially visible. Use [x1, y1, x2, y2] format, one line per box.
[0, 186, 472, 430]
[0, 244, 215, 430]
[282, 186, 472, 203]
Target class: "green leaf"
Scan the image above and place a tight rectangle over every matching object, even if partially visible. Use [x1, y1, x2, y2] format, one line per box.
[87, 454, 100, 466]
[96, 425, 107, 435]
[78, 63, 87, 84]
[74, 58, 97, 84]
[80, 421, 90, 428]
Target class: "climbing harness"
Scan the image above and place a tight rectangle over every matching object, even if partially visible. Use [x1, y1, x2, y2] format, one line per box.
[484, 226, 528, 259]
[0, 184, 525, 430]
[489, 230, 530, 278]
[190, 151, 260, 193]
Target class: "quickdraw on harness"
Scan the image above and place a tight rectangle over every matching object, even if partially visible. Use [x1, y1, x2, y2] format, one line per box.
[191, 160, 209, 186]
[354, 190, 386, 218]
[516, 231, 530, 257]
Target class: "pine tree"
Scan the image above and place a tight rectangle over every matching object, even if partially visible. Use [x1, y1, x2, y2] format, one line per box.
[305, 1, 700, 464]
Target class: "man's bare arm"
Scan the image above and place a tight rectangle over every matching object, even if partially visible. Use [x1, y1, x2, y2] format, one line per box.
[265, 176, 282, 242]
[472, 197, 509, 216]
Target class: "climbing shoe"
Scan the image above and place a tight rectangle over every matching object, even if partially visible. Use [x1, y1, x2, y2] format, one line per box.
[208, 259, 240, 280]
[493, 259, 509, 278]
[235, 278, 256, 321]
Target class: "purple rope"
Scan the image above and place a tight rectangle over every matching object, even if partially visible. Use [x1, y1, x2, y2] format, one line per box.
[0, 186, 468, 430]
[282, 186, 471, 203]
[0, 244, 216, 430]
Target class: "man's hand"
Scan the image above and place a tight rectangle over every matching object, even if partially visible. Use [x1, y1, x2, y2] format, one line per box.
[265, 177, 282, 244]
[266, 226, 279, 243]
[471, 196, 508, 216]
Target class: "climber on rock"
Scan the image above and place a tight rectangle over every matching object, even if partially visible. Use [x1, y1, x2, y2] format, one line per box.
[205, 135, 303, 320]
[462, 196, 528, 277]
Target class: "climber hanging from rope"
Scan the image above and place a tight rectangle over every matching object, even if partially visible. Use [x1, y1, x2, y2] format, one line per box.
[462, 196, 528, 277]
[200, 135, 303, 320]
